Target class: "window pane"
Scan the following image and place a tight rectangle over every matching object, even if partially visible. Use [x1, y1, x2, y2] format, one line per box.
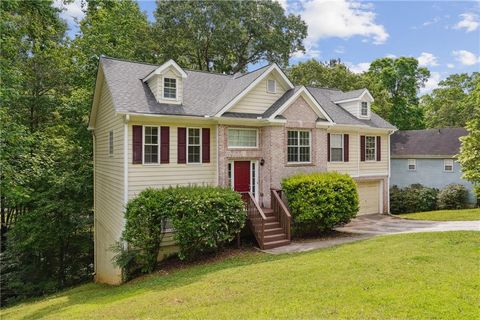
[287, 131, 298, 146]
[299, 147, 310, 162]
[331, 148, 343, 162]
[299, 131, 310, 146]
[361, 102, 368, 116]
[227, 129, 257, 147]
[188, 128, 200, 145]
[287, 146, 298, 162]
[330, 134, 342, 148]
[188, 146, 200, 163]
[164, 78, 176, 99]
[144, 145, 158, 163]
[365, 136, 376, 161]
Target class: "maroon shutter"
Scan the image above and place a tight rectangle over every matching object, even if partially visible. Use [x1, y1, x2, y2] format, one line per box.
[132, 125, 142, 164]
[160, 126, 169, 164]
[177, 127, 186, 164]
[327, 133, 330, 162]
[360, 135, 366, 162]
[344, 134, 349, 162]
[202, 128, 210, 163]
[376, 136, 381, 161]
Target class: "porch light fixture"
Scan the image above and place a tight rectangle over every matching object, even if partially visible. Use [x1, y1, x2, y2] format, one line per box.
[260, 158, 265, 166]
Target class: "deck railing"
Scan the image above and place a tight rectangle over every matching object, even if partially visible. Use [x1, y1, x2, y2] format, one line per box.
[241, 192, 267, 249]
[271, 189, 291, 241]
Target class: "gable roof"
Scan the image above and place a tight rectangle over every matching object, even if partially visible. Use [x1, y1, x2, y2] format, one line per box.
[96, 56, 395, 130]
[391, 128, 468, 157]
[331, 88, 373, 103]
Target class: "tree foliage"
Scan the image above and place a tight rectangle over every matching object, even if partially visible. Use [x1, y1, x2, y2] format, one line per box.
[421, 73, 479, 128]
[153, 0, 307, 73]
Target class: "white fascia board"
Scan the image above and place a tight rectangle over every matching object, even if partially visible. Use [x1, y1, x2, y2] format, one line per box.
[268, 87, 334, 124]
[143, 59, 187, 82]
[214, 64, 294, 117]
[88, 65, 106, 130]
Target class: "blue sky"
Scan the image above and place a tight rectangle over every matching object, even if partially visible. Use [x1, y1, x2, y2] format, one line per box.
[57, 0, 480, 93]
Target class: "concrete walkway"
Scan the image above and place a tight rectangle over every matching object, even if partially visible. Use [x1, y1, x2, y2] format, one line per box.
[265, 214, 480, 254]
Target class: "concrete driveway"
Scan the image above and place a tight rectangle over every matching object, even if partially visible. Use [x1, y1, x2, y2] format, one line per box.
[336, 213, 480, 235]
[265, 214, 479, 254]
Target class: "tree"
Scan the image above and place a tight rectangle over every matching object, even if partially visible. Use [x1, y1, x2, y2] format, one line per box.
[153, 0, 307, 73]
[367, 57, 430, 130]
[421, 73, 479, 128]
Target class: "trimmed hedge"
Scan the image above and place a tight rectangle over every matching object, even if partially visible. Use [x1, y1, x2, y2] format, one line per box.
[169, 186, 246, 260]
[114, 186, 246, 278]
[437, 183, 469, 210]
[282, 172, 358, 235]
[390, 184, 438, 214]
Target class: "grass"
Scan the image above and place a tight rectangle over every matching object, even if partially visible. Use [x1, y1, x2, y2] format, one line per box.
[398, 208, 480, 221]
[2, 232, 479, 319]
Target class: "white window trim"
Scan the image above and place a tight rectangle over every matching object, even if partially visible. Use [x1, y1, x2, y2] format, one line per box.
[108, 130, 114, 157]
[287, 130, 312, 164]
[408, 159, 416, 171]
[143, 125, 160, 165]
[365, 135, 376, 162]
[360, 101, 369, 118]
[229, 160, 259, 201]
[250, 160, 259, 202]
[187, 127, 202, 164]
[444, 159, 454, 172]
[330, 133, 344, 162]
[267, 79, 277, 94]
[227, 128, 259, 149]
[162, 76, 178, 101]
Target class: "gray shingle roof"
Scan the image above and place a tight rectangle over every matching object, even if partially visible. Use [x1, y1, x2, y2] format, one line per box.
[331, 88, 367, 101]
[99, 57, 395, 129]
[391, 128, 468, 157]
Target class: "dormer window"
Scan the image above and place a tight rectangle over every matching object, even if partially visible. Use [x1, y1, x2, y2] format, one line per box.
[267, 79, 276, 93]
[163, 78, 177, 99]
[361, 102, 368, 116]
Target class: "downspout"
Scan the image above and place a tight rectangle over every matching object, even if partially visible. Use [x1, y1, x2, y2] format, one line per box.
[92, 130, 97, 276]
[122, 115, 129, 252]
[387, 129, 395, 213]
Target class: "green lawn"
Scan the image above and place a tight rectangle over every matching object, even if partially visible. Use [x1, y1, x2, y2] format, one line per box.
[398, 208, 480, 221]
[2, 232, 479, 319]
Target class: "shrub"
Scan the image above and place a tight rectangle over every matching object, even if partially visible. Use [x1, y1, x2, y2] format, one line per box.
[390, 184, 438, 214]
[169, 186, 246, 260]
[114, 188, 172, 278]
[282, 172, 358, 236]
[437, 183, 469, 210]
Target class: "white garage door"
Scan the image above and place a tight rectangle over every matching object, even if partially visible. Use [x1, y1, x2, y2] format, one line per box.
[357, 181, 381, 215]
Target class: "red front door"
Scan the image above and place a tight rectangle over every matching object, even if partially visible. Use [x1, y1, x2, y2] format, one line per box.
[233, 161, 251, 193]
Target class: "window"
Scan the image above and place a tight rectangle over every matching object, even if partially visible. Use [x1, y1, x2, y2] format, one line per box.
[227, 128, 258, 148]
[408, 159, 416, 171]
[251, 162, 256, 196]
[444, 159, 454, 172]
[163, 77, 177, 99]
[365, 136, 376, 161]
[361, 102, 368, 116]
[287, 130, 310, 163]
[187, 128, 201, 163]
[267, 79, 276, 93]
[228, 162, 233, 188]
[330, 134, 343, 162]
[108, 130, 114, 156]
[144, 126, 159, 164]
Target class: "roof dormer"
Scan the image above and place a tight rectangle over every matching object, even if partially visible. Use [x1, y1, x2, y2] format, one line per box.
[333, 89, 374, 120]
[143, 59, 187, 105]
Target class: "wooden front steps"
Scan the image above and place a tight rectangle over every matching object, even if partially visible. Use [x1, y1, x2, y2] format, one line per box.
[243, 190, 292, 250]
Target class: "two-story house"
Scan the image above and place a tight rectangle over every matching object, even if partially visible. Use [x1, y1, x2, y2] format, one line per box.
[89, 57, 396, 284]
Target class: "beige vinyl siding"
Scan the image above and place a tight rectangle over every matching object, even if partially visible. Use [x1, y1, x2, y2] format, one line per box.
[93, 79, 125, 284]
[128, 119, 217, 199]
[327, 130, 360, 176]
[327, 131, 389, 177]
[229, 76, 286, 114]
[359, 133, 389, 176]
[338, 101, 360, 118]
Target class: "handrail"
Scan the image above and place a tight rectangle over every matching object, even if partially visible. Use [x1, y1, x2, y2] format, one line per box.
[240, 192, 267, 249]
[271, 189, 292, 241]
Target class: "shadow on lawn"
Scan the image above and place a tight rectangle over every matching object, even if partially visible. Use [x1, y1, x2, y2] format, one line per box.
[11, 247, 299, 320]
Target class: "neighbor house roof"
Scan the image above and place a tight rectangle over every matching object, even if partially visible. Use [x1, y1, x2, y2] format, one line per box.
[391, 128, 468, 157]
[98, 56, 395, 129]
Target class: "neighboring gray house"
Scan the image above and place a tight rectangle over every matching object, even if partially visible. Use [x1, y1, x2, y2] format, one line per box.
[391, 128, 476, 204]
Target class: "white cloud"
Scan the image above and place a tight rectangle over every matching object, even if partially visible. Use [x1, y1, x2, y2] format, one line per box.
[53, 0, 85, 24]
[453, 50, 480, 66]
[453, 13, 479, 32]
[347, 62, 370, 74]
[297, 0, 388, 58]
[385, 53, 397, 59]
[417, 52, 439, 67]
[420, 72, 441, 94]
[423, 16, 440, 27]
[447, 63, 455, 69]
[292, 45, 321, 60]
[334, 46, 345, 54]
